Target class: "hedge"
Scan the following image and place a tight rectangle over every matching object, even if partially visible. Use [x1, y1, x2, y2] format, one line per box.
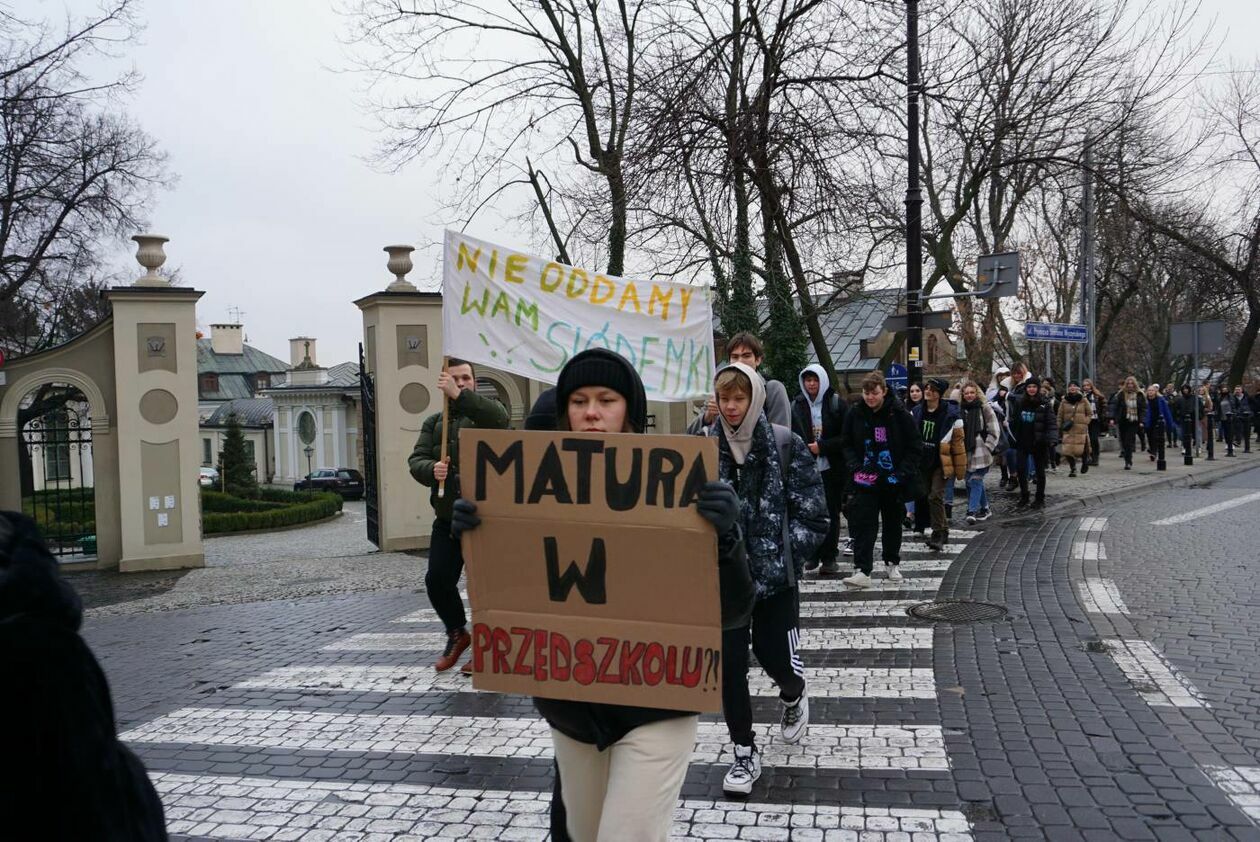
[202, 491, 342, 534]
[200, 490, 287, 513]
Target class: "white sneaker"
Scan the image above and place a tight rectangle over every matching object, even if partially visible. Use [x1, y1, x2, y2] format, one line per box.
[723, 744, 761, 796]
[841, 571, 871, 589]
[886, 564, 903, 582]
[781, 690, 809, 744]
[842, 538, 854, 556]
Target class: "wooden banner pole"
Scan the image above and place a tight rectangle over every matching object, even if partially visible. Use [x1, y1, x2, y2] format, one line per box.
[437, 356, 451, 499]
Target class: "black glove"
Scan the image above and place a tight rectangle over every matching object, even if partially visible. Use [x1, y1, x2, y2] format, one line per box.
[450, 498, 481, 538]
[696, 480, 741, 536]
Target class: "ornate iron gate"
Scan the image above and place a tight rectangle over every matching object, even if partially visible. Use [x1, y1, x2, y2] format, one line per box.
[21, 397, 96, 558]
[359, 343, 380, 548]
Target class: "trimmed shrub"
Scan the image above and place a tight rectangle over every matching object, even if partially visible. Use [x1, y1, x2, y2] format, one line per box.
[202, 491, 342, 534]
[200, 490, 286, 513]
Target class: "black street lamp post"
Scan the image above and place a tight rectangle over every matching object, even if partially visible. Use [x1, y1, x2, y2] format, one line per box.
[304, 445, 314, 478]
[905, 0, 924, 386]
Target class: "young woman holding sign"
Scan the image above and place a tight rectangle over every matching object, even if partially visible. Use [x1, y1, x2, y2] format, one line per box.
[451, 348, 756, 842]
[706, 362, 828, 797]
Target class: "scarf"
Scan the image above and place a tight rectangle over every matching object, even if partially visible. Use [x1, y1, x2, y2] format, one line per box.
[717, 361, 767, 465]
[1125, 393, 1138, 422]
[960, 398, 983, 454]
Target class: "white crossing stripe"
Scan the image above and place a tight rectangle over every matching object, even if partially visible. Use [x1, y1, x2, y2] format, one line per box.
[1202, 766, 1260, 826]
[798, 599, 921, 619]
[1079, 517, 1109, 532]
[394, 598, 923, 625]
[149, 772, 975, 840]
[230, 664, 935, 699]
[124, 709, 948, 770]
[899, 543, 967, 555]
[1151, 490, 1260, 525]
[1070, 541, 1107, 560]
[326, 627, 935, 654]
[1104, 639, 1208, 708]
[798, 576, 942, 595]
[1075, 579, 1129, 614]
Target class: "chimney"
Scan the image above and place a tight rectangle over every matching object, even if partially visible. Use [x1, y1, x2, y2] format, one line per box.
[289, 337, 316, 368]
[210, 323, 243, 355]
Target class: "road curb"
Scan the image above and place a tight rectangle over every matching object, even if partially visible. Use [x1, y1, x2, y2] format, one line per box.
[1002, 455, 1260, 525]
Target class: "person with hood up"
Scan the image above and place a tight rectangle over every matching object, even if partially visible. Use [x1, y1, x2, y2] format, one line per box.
[708, 362, 828, 797]
[838, 371, 923, 588]
[0, 511, 168, 840]
[791, 364, 848, 573]
[1144, 383, 1176, 461]
[451, 349, 756, 841]
[958, 380, 1000, 523]
[691, 333, 791, 433]
[911, 378, 964, 550]
[1230, 385, 1254, 451]
[1010, 377, 1058, 508]
[1176, 384, 1204, 452]
[408, 358, 510, 673]
[1108, 376, 1147, 470]
[1056, 382, 1093, 477]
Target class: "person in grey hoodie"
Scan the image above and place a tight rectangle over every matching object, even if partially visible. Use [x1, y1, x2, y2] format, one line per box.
[791, 364, 848, 573]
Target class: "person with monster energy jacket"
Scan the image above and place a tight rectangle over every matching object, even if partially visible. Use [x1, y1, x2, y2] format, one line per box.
[911, 378, 963, 551]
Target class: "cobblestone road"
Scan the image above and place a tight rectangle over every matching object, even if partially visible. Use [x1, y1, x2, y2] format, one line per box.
[74, 458, 1260, 840]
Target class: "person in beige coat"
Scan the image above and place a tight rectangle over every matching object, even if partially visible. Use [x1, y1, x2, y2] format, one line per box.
[1057, 382, 1093, 477]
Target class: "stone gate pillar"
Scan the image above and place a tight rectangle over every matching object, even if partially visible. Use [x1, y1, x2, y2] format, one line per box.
[355, 246, 443, 552]
[104, 235, 206, 571]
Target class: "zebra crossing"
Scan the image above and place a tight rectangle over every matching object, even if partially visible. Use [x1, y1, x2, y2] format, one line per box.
[123, 529, 980, 840]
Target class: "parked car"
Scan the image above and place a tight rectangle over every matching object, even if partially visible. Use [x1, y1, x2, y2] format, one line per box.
[199, 466, 220, 488]
[294, 468, 365, 500]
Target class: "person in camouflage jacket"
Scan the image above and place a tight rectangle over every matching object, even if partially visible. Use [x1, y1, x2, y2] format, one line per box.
[407, 359, 509, 672]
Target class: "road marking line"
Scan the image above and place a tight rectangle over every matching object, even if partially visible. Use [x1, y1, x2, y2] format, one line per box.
[124, 710, 948, 769]
[798, 576, 943, 595]
[1075, 579, 1129, 614]
[392, 598, 924, 625]
[149, 772, 974, 839]
[1079, 517, 1108, 532]
[1104, 639, 1208, 708]
[1202, 766, 1260, 826]
[1151, 490, 1260, 525]
[325, 627, 935, 653]
[1071, 541, 1107, 560]
[230, 664, 936, 699]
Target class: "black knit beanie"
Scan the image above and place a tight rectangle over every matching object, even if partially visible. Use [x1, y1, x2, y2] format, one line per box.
[555, 349, 647, 432]
[524, 387, 558, 431]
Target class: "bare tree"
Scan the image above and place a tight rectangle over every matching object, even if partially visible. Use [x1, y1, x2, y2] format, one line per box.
[0, 1, 169, 354]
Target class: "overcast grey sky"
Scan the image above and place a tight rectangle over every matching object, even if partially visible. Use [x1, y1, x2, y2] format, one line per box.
[33, 0, 1260, 366]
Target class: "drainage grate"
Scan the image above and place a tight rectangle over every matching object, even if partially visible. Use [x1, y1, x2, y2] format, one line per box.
[907, 599, 1009, 623]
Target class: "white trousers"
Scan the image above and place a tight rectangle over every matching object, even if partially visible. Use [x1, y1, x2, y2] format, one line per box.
[551, 715, 699, 842]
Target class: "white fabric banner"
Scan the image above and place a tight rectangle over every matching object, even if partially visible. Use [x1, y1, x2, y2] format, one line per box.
[441, 230, 714, 401]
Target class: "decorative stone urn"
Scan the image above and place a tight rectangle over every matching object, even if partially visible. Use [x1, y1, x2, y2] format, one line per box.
[384, 244, 417, 292]
[132, 234, 171, 287]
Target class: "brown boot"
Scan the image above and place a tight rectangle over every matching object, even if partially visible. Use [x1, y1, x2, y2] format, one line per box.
[460, 660, 474, 676]
[435, 628, 470, 672]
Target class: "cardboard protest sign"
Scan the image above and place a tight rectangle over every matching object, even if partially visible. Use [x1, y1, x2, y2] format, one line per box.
[442, 230, 714, 401]
[459, 428, 723, 713]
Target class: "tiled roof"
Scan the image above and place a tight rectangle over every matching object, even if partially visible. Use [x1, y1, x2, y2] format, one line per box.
[199, 375, 257, 402]
[204, 398, 275, 428]
[263, 360, 360, 393]
[750, 288, 903, 372]
[196, 338, 289, 375]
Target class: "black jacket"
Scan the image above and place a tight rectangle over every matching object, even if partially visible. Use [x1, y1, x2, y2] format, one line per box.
[0, 512, 168, 841]
[839, 394, 924, 502]
[790, 388, 847, 463]
[1011, 394, 1058, 448]
[1110, 390, 1148, 426]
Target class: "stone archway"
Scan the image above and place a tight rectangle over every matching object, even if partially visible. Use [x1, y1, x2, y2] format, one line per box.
[0, 328, 123, 567]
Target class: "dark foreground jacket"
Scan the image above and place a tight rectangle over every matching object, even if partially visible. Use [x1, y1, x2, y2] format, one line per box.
[0, 512, 168, 841]
[1011, 394, 1058, 449]
[409, 386, 510, 520]
[839, 394, 924, 502]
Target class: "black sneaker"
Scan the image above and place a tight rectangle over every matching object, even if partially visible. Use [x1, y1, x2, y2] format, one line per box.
[975, 508, 992, 522]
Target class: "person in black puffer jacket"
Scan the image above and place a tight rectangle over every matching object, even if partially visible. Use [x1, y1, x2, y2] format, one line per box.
[1010, 378, 1058, 509]
[451, 349, 755, 842]
[0, 511, 168, 841]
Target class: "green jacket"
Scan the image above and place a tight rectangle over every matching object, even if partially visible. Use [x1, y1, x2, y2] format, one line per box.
[408, 388, 510, 520]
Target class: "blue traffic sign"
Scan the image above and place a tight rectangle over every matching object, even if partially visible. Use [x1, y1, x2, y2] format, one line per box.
[885, 363, 908, 387]
[1024, 322, 1088, 343]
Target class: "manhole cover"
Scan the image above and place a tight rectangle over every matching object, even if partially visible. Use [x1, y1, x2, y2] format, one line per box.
[907, 599, 1009, 623]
